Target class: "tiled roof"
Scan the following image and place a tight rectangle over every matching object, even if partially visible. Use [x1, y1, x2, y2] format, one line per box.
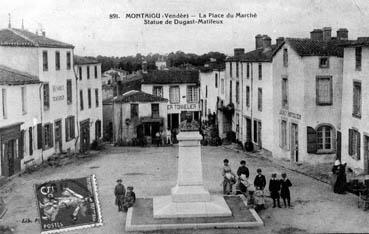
[286, 38, 343, 57]
[227, 44, 280, 62]
[339, 37, 369, 47]
[142, 69, 199, 84]
[0, 65, 41, 85]
[74, 55, 99, 65]
[0, 28, 74, 48]
[199, 63, 225, 73]
[114, 90, 168, 103]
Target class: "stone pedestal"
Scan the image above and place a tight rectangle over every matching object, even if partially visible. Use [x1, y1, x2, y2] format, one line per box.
[153, 131, 232, 218]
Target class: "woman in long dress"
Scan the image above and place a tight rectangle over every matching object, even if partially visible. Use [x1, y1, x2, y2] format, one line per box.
[334, 161, 347, 194]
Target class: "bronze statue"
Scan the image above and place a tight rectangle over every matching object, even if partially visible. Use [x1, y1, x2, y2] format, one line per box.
[179, 112, 200, 131]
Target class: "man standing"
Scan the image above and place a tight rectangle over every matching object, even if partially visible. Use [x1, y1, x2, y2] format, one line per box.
[114, 179, 125, 212]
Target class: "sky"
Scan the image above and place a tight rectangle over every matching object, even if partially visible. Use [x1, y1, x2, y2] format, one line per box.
[1, 0, 369, 57]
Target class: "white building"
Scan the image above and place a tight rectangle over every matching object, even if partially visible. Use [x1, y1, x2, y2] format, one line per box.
[341, 36, 369, 174]
[74, 56, 103, 152]
[141, 69, 200, 131]
[113, 90, 168, 144]
[102, 68, 128, 85]
[0, 27, 77, 173]
[0, 65, 42, 176]
[272, 28, 344, 164]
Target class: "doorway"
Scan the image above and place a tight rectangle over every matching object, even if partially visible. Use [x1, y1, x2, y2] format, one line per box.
[290, 123, 299, 162]
[80, 119, 90, 153]
[246, 117, 252, 142]
[336, 131, 342, 161]
[54, 120, 62, 153]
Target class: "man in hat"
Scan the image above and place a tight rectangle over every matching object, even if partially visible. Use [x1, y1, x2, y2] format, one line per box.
[269, 173, 281, 208]
[114, 179, 125, 212]
[123, 186, 136, 212]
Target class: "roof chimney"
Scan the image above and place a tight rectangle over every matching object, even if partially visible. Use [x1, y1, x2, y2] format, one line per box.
[276, 37, 284, 46]
[234, 48, 245, 57]
[337, 28, 348, 40]
[262, 35, 272, 49]
[255, 34, 263, 49]
[323, 27, 332, 41]
[310, 29, 323, 41]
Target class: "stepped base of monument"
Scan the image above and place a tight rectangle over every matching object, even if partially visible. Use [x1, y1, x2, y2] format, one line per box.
[125, 196, 264, 232]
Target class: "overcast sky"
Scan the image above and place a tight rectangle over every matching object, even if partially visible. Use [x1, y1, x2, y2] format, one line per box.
[1, 0, 369, 57]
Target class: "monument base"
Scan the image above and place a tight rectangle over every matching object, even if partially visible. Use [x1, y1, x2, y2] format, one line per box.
[153, 195, 232, 218]
[171, 185, 211, 202]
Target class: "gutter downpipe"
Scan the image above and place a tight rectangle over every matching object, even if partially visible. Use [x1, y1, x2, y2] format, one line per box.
[72, 51, 80, 153]
[38, 83, 44, 163]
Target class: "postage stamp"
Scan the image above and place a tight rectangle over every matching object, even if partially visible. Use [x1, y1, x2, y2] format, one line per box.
[34, 174, 103, 234]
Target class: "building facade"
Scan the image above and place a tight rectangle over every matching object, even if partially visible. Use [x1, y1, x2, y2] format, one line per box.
[141, 70, 200, 131]
[74, 56, 103, 152]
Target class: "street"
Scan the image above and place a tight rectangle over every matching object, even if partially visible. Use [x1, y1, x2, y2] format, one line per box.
[1, 145, 367, 234]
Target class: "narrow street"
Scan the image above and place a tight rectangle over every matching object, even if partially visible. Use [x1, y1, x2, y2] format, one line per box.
[0, 145, 367, 234]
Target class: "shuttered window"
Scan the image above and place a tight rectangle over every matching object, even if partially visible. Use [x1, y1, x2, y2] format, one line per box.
[258, 88, 262, 111]
[55, 51, 60, 70]
[94, 66, 98, 78]
[258, 63, 262, 80]
[95, 89, 99, 107]
[43, 83, 50, 110]
[317, 126, 333, 151]
[246, 86, 250, 107]
[67, 80, 72, 104]
[187, 86, 199, 103]
[236, 81, 240, 104]
[307, 126, 317, 153]
[151, 103, 159, 118]
[42, 51, 48, 71]
[43, 123, 53, 149]
[37, 123, 43, 149]
[316, 76, 332, 105]
[169, 86, 180, 103]
[353, 81, 361, 118]
[246, 63, 250, 78]
[356, 47, 362, 70]
[88, 89, 92, 108]
[65, 116, 75, 141]
[66, 52, 71, 70]
[80, 90, 84, 110]
[29, 127, 33, 156]
[349, 128, 361, 160]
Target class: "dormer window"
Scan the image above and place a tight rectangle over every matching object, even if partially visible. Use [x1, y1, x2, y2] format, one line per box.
[319, 57, 329, 68]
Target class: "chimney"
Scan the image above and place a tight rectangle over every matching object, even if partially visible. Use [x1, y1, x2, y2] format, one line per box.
[42, 31, 46, 37]
[276, 37, 284, 46]
[234, 48, 245, 57]
[262, 35, 272, 49]
[337, 28, 348, 40]
[255, 34, 263, 49]
[322, 27, 332, 41]
[310, 29, 323, 41]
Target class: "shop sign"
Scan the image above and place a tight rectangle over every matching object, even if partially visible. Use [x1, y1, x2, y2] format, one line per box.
[167, 103, 199, 111]
[279, 109, 301, 120]
[52, 85, 65, 101]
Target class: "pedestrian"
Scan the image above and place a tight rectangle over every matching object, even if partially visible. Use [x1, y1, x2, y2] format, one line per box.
[155, 131, 162, 147]
[237, 160, 249, 178]
[236, 160, 249, 195]
[114, 179, 126, 212]
[222, 159, 236, 195]
[166, 128, 172, 145]
[254, 168, 266, 190]
[334, 161, 347, 194]
[254, 168, 266, 210]
[122, 186, 136, 212]
[269, 173, 281, 208]
[280, 172, 292, 208]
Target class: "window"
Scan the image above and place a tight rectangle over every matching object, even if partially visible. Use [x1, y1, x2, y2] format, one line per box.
[246, 63, 250, 78]
[130, 104, 139, 120]
[65, 116, 75, 142]
[215, 73, 218, 88]
[229, 80, 233, 103]
[221, 79, 224, 94]
[356, 47, 362, 71]
[254, 120, 262, 146]
[246, 86, 250, 107]
[353, 81, 361, 118]
[80, 90, 84, 110]
[152, 103, 159, 118]
[29, 127, 33, 156]
[37, 123, 42, 149]
[95, 89, 99, 107]
[43, 83, 50, 110]
[66, 80, 72, 104]
[229, 62, 233, 77]
[21, 87, 27, 114]
[316, 76, 332, 105]
[236, 113, 240, 133]
[236, 81, 240, 104]
[66, 52, 71, 70]
[87, 66, 90, 79]
[94, 66, 98, 78]
[282, 77, 288, 108]
[88, 89, 92, 108]
[317, 125, 333, 152]
[153, 86, 163, 97]
[349, 128, 361, 160]
[95, 120, 101, 139]
[236, 62, 239, 77]
[319, 57, 329, 68]
[55, 51, 60, 70]
[2, 89, 7, 119]
[258, 88, 262, 111]
[258, 63, 262, 80]
[43, 123, 53, 149]
[187, 86, 199, 103]
[169, 86, 180, 103]
[280, 120, 287, 148]
[79, 67, 82, 80]
[206, 85, 208, 98]
[283, 48, 288, 67]
[42, 51, 48, 71]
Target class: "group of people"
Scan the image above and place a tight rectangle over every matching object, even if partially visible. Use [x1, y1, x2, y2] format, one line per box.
[222, 159, 293, 210]
[114, 179, 136, 212]
[155, 128, 177, 146]
[332, 159, 347, 194]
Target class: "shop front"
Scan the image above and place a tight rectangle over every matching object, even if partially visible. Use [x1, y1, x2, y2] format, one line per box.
[137, 117, 164, 145]
[167, 103, 200, 130]
[0, 123, 23, 177]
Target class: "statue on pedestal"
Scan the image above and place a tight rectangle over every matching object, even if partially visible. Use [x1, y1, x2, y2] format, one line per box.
[179, 112, 200, 132]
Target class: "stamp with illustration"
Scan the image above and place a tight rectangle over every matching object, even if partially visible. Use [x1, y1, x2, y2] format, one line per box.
[34, 175, 103, 234]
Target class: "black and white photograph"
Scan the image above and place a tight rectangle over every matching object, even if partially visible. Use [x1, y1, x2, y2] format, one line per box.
[0, 0, 369, 233]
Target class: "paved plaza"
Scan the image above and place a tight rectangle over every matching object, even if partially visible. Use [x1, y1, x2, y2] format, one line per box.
[0, 145, 368, 234]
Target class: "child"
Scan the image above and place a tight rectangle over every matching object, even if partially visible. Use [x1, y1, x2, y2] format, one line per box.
[269, 173, 281, 208]
[114, 179, 125, 212]
[254, 169, 266, 190]
[280, 173, 292, 208]
[222, 159, 236, 195]
[254, 187, 265, 211]
[122, 186, 136, 212]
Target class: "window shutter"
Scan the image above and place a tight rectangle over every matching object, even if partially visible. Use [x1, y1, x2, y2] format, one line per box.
[71, 116, 75, 138]
[19, 130, 24, 159]
[307, 126, 317, 153]
[65, 118, 69, 141]
[50, 124, 54, 147]
[357, 131, 361, 160]
[279, 120, 283, 148]
[37, 123, 43, 149]
[348, 129, 353, 155]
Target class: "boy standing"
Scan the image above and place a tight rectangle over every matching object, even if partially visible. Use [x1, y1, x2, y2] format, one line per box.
[114, 179, 125, 212]
[253, 169, 266, 190]
[269, 173, 281, 208]
[222, 159, 236, 195]
[280, 173, 292, 207]
[237, 160, 249, 178]
[123, 186, 136, 212]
